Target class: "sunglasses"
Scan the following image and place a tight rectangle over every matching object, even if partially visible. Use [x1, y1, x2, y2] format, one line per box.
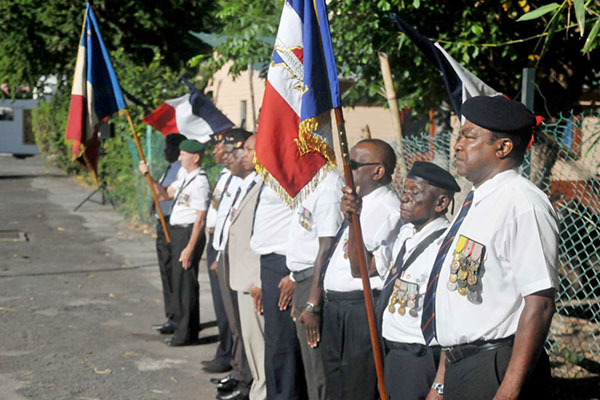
[349, 160, 383, 170]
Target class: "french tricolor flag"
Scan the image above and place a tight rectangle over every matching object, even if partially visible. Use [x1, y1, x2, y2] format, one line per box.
[255, 0, 341, 207]
[65, 3, 126, 176]
[142, 80, 234, 143]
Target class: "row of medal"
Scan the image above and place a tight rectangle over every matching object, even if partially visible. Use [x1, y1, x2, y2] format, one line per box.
[448, 235, 483, 304]
[388, 279, 419, 317]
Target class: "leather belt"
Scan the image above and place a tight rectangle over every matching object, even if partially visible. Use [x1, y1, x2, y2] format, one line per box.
[292, 267, 314, 282]
[324, 290, 380, 301]
[443, 336, 514, 364]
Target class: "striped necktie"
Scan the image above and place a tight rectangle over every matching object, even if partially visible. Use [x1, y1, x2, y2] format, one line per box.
[421, 190, 474, 344]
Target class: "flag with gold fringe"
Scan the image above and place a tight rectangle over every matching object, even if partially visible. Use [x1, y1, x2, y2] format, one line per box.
[65, 2, 126, 178]
[255, 0, 340, 208]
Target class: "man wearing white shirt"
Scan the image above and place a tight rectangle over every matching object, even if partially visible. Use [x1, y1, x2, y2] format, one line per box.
[202, 131, 234, 373]
[151, 133, 186, 335]
[375, 161, 460, 400]
[289, 170, 344, 400]
[250, 175, 305, 399]
[425, 96, 559, 400]
[321, 139, 401, 400]
[139, 139, 210, 346]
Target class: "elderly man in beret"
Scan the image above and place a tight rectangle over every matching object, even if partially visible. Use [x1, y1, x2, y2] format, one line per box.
[376, 161, 460, 400]
[421, 95, 558, 399]
[139, 138, 210, 346]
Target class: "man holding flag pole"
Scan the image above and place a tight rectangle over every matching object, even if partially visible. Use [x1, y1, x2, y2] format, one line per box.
[254, 0, 389, 398]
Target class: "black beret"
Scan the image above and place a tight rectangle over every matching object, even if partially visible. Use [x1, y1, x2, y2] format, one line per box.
[223, 128, 252, 149]
[407, 161, 460, 193]
[461, 95, 536, 135]
[179, 139, 205, 154]
[165, 133, 187, 147]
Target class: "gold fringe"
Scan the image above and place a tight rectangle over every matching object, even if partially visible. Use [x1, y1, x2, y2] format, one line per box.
[294, 116, 336, 166]
[253, 154, 334, 210]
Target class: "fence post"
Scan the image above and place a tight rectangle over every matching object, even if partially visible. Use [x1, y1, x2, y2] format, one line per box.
[521, 67, 536, 178]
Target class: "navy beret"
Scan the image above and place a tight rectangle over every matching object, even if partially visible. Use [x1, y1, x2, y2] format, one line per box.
[179, 139, 205, 154]
[461, 95, 536, 135]
[407, 161, 460, 193]
[223, 128, 252, 149]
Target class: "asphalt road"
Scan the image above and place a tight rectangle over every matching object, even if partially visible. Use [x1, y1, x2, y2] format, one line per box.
[0, 155, 224, 400]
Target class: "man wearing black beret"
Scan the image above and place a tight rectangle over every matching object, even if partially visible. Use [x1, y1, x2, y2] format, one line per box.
[376, 161, 460, 400]
[421, 95, 559, 399]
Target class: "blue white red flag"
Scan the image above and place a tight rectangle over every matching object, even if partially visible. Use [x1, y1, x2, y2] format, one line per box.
[142, 79, 234, 142]
[65, 3, 126, 176]
[255, 0, 341, 207]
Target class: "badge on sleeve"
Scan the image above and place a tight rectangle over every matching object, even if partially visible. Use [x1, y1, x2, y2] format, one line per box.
[297, 206, 313, 231]
[447, 235, 484, 304]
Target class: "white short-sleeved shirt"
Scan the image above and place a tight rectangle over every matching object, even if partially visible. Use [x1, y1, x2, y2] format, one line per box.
[250, 181, 293, 256]
[323, 185, 401, 292]
[286, 171, 345, 272]
[169, 167, 210, 226]
[156, 161, 184, 218]
[435, 169, 559, 346]
[381, 218, 449, 345]
[212, 174, 242, 251]
[206, 168, 231, 230]
[230, 172, 260, 221]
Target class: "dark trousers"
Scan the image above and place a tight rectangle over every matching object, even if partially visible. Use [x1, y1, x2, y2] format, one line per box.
[444, 342, 552, 400]
[217, 254, 252, 389]
[156, 221, 175, 321]
[384, 341, 440, 400]
[169, 225, 205, 345]
[206, 233, 232, 365]
[292, 274, 327, 400]
[261, 253, 307, 400]
[321, 290, 379, 400]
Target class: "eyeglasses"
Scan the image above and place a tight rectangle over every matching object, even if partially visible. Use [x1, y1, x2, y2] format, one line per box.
[349, 160, 382, 170]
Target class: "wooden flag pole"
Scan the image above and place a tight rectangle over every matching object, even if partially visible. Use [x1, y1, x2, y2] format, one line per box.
[334, 107, 387, 400]
[124, 108, 171, 243]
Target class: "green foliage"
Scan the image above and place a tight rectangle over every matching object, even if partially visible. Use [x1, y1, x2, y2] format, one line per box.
[193, 0, 598, 117]
[0, 0, 216, 95]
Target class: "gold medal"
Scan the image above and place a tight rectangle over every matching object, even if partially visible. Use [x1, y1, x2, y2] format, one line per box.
[467, 273, 478, 286]
[398, 306, 406, 315]
[388, 303, 396, 313]
[458, 287, 468, 296]
[458, 269, 468, 280]
[449, 273, 458, 283]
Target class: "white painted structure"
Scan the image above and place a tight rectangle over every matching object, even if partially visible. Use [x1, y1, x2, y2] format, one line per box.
[0, 99, 38, 155]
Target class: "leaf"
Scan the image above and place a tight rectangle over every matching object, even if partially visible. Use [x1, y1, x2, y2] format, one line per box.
[516, 3, 560, 21]
[582, 17, 600, 53]
[574, 0, 585, 36]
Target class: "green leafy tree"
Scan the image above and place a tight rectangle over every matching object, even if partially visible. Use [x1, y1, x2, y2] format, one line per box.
[193, 0, 598, 116]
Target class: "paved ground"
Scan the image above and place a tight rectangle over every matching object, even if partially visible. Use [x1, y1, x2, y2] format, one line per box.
[0, 155, 225, 400]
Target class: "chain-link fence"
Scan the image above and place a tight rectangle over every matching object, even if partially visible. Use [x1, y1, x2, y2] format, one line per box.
[392, 113, 600, 399]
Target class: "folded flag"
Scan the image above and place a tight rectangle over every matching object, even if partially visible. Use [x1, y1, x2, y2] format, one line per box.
[255, 0, 341, 207]
[65, 2, 126, 176]
[142, 80, 233, 143]
[390, 14, 499, 117]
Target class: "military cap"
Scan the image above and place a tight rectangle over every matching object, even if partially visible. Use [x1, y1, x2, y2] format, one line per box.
[223, 128, 252, 149]
[179, 139, 205, 154]
[461, 95, 536, 135]
[407, 161, 460, 193]
[210, 132, 225, 143]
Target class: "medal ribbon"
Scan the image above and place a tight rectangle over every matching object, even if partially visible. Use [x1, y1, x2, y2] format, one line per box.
[421, 190, 474, 345]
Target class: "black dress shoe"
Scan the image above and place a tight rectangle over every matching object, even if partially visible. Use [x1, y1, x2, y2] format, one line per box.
[153, 321, 177, 335]
[202, 359, 232, 373]
[216, 378, 238, 393]
[210, 375, 233, 385]
[216, 388, 248, 400]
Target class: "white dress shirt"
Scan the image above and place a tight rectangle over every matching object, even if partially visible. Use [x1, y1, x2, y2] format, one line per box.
[286, 171, 344, 272]
[212, 175, 242, 252]
[435, 169, 559, 346]
[323, 185, 402, 292]
[250, 181, 293, 256]
[169, 167, 210, 226]
[156, 161, 184, 218]
[206, 168, 231, 230]
[381, 217, 449, 345]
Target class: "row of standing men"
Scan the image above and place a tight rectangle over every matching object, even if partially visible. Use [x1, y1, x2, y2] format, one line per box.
[140, 95, 559, 400]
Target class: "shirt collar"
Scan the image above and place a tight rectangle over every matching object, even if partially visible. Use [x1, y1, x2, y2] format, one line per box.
[472, 168, 519, 206]
[403, 217, 448, 250]
[185, 167, 203, 180]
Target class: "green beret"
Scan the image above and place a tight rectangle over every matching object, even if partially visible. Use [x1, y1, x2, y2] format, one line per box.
[179, 139, 205, 154]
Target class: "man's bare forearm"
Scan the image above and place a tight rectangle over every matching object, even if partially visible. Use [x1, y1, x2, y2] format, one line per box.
[347, 223, 376, 278]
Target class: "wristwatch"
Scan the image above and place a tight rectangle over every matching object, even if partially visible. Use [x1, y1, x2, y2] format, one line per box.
[431, 382, 444, 396]
[305, 302, 321, 313]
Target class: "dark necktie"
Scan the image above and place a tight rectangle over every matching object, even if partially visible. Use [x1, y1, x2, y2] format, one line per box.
[382, 241, 408, 290]
[219, 186, 242, 245]
[421, 190, 474, 344]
